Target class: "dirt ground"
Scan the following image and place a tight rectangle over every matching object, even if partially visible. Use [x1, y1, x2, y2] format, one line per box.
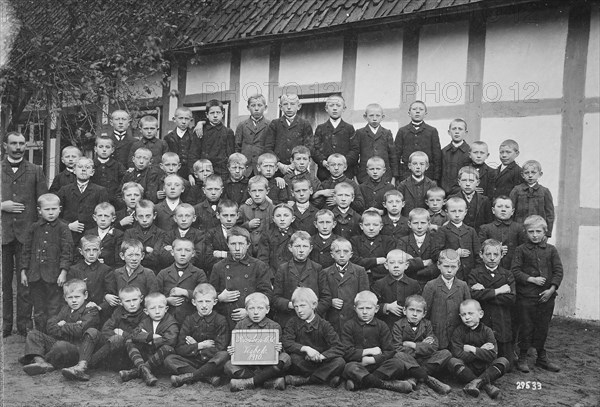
[0, 317, 598, 407]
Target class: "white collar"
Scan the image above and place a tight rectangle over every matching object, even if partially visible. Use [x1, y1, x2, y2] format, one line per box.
[97, 157, 109, 164]
[329, 118, 341, 128]
[368, 125, 379, 134]
[176, 128, 187, 137]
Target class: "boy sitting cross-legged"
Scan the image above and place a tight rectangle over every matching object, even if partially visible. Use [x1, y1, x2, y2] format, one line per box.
[392, 295, 452, 395]
[60, 285, 146, 381]
[282, 287, 346, 388]
[447, 299, 509, 399]
[166, 283, 230, 388]
[20, 279, 99, 376]
[342, 291, 414, 394]
[226, 292, 292, 392]
[119, 292, 179, 386]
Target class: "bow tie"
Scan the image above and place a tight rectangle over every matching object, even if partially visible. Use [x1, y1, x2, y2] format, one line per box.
[9, 161, 22, 168]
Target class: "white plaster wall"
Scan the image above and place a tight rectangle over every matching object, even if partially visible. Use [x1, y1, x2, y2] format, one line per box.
[575, 226, 600, 320]
[586, 7, 600, 98]
[580, 113, 600, 208]
[417, 21, 469, 107]
[483, 9, 568, 101]
[279, 37, 343, 86]
[238, 46, 271, 117]
[354, 29, 403, 109]
[480, 115, 562, 236]
[186, 52, 231, 95]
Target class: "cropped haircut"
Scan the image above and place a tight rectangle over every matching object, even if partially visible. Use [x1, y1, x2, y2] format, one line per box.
[361, 209, 382, 224]
[445, 196, 466, 209]
[409, 207, 430, 222]
[438, 249, 461, 265]
[3, 131, 23, 143]
[364, 103, 383, 114]
[37, 193, 60, 207]
[409, 100, 427, 110]
[492, 195, 514, 207]
[121, 182, 144, 195]
[460, 299, 482, 311]
[331, 237, 352, 252]
[111, 110, 130, 120]
[245, 292, 270, 308]
[405, 294, 427, 310]
[500, 139, 519, 152]
[161, 151, 180, 162]
[523, 215, 548, 232]
[366, 156, 385, 167]
[290, 176, 312, 190]
[326, 94, 345, 105]
[133, 147, 152, 158]
[257, 152, 278, 165]
[289, 231, 312, 246]
[354, 290, 378, 306]
[480, 239, 503, 253]
[173, 203, 195, 216]
[61, 146, 82, 157]
[95, 136, 114, 147]
[174, 106, 192, 116]
[172, 238, 195, 250]
[426, 187, 446, 199]
[247, 94, 267, 106]
[228, 153, 248, 167]
[164, 174, 185, 185]
[458, 166, 480, 180]
[522, 160, 542, 172]
[139, 115, 158, 127]
[248, 175, 268, 190]
[471, 140, 488, 150]
[334, 182, 354, 195]
[63, 279, 87, 295]
[383, 189, 404, 202]
[206, 99, 225, 113]
[449, 118, 468, 131]
[228, 226, 251, 244]
[386, 249, 411, 262]
[327, 153, 347, 165]
[315, 208, 334, 221]
[291, 287, 318, 307]
[136, 199, 155, 213]
[280, 94, 300, 104]
[80, 235, 102, 248]
[204, 174, 224, 187]
[120, 239, 144, 254]
[119, 285, 142, 298]
[144, 292, 167, 307]
[217, 199, 238, 214]
[291, 145, 311, 158]
[76, 157, 94, 168]
[193, 283, 217, 299]
[273, 203, 294, 217]
[408, 151, 429, 164]
[193, 159, 213, 172]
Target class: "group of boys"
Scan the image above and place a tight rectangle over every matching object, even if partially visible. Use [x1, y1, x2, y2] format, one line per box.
[6, 93, 562, 400]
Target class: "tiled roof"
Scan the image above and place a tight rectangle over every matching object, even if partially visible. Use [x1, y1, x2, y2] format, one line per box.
[171, 0, 494, 50]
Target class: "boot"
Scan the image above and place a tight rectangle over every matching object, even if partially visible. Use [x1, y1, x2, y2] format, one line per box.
[263, 377, 286, 390]
[285, 375, 311, 387]
[139, 363, 158, 386]
[535, 351, 560, 372]
[426, 376, 451, 395]
[329, 376, 342, 388]
[482, 383, 500, 399]
[119, 368, 140, 382]
[463, 378, 483, 397]
[406, 378, 417, 391]
[23, 356, 54, 376]
[171, 373, 195, 387]
[61, 361, 90, 381]
[230, 377, 255, 392]
[210, 376, 226, 387]
[381, 380, 414, 393]
[517, 354, 530, 373]
[345, 379, 357, 391]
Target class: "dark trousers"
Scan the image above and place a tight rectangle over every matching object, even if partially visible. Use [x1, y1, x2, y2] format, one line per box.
[518, 296, 555, 354]
[224, 352, 291, 378]
[289, 353, 345, 383]
[2, 241, 32, 333]
[126, 340, 174, 371]
[21, 329, 79, 368]
[448, 356, 509, 384]
[395, 349, 452, 376]
[165, 350, 230, 375]
[29, 280, 62, 333]
[343, 357, 405, 383]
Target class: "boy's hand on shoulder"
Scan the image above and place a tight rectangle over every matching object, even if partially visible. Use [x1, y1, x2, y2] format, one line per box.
[113, 328, 124, 336]
[475, 187, 484, 194]
[501, 245, 508, 256]
[457, 248, 470, 257]
[471, 283, 485, 291]
[57, 320, 66, 327]
[105, 294, 120, 307]
[275, 177, 286, 189]
[481, 342, 495, 351]
[244, 198, 253, 206]
[331, 298, 344, 310]
[164, 245, 173, 252]
[277, 163, 293, 175]
[326, 197, 336, 206]
[85, 301, 100, 310]
[376, 257, 386, 265]
[120, 215, 135, 226]
[167, 296, 184, 307]
[157, 190, 166, 200]
[197, 339, 215, 350]
[146, 246, 154, 254]
[428, 224, 439, 232]
[188, 175, 196, 186]
[69, 221, 85, 233]
[218, 289, 241, 303]
[231, 308, 247, 321]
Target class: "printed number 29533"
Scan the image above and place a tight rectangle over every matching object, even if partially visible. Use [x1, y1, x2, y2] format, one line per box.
[516, 381, 542, 390]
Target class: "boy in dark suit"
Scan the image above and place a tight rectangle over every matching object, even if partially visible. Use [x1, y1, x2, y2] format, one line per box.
[380, 190, 411, 240]
[323, 238, 369, 335]
[20, 193, 73, 332]
[355, 103, 398, 184]
[440, 119, 471, 195]
[108, 239, 158, 297]
[154, 174, 185, 232]
[193, 174, 223, 232]
[222, 153, 250, 205]
[314, 154, 365, 213]
[85, 202, 124, 268]
[397, 151, 438, 217]
[123, 200, 167, 273]
[290, 177, 318, 235]
[202, 200, 238, 275]
[264, 94, 313, 174]
[449, 166, 492, 232]
[257, 204, 297, 276]
[359, 156, 395, 211]
[116, 182, 144, 231]
[164, 106, 195, 180]
[469, 141, 495, 199]
[2, 131, 48, 336]
[309, 209, 339, 269]
[127, 115, 168, 169]
[106, 110, 135, 168]
[162, 203, 204, 271]
[57, 157, 109, 245]
[49, 146, 81, 193]
[491, 139, 523, 199]
[91, 136, 126, 208]
[284, 146, 322, 200]
[400, 208, 440, 289]
[119, 292, 179, 386]
[235, 94, 269, 178]
[313, 95, 359, 180]
[395, 101, 441, 182]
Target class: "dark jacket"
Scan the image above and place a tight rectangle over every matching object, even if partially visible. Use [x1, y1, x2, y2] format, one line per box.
[449, 191, 492, 232]
[84, 226, 124, 268]
[381, 215, 411, 240]
[478, 219, 527, 269]
[510, 183, 555, 237]
[190, 122, 236, 179]
[91, 157, 126, 200]
[131, 313, 179, 349]
[102, 306, 146, 341]
[392, 317, 439, 358]
[47, 303, 99, 343]
[355, 125, 399, 183]
[372, 274, 421, 329]
[157, 263, 208, 324]
[332, 207, 361, 240]
[511, 241, 563, 299]
[123, 223, 167, 272]
[399, 233, 440, 283]
[235, 117, 269, 178]
[265, 116, 313, 165]
[49, 169, 76, 194]
[108, 265, 158, 297]
[450, 322, 497, 372]
[309, 234, 339, 269]
[127, 137, 169, 169]
[291, 203, 318, 235]
[317, 175, 365, 213]
[359, 179, 395, 211]
[282, 314, 344, 359]
[350, 234, 399, 282]
[341, 316, 395, 364]
[440, 142, 471, 194]
[314, 120, 358, 179]
[175, 311, 230, 361]
[491, 161, 522, 199]
[397, 176, 437, 217]
[57, 182, 109, 230]
[108, 132, 136, 169]
[395, 122, 441, 181]
[435, 223, 480, 280]
[164, 128, 195, 178]
[257, 227, 296, 276]
[67, 260, 113, 313]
